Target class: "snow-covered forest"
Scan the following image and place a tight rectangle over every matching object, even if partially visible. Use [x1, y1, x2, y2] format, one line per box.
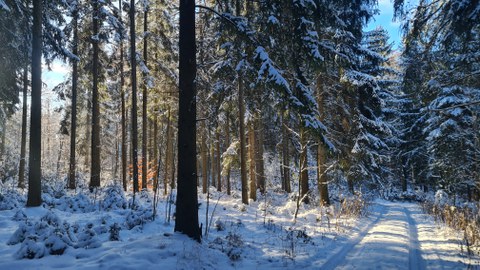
[0, 0, 479, 269]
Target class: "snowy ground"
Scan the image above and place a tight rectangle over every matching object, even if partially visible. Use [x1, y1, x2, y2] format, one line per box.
[0, 187, 478, 269]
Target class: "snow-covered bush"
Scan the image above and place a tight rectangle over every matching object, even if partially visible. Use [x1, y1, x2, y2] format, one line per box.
[125, 207, 153, 230]
[76, 223, 101, 249]
[12, 209, 27, 221]
[8, 211, 77, 258]
[55, 192, 94, 213]
[109, 223, 121, 241]
[0, 189, 24, 210]
[101, 185, 127, 210]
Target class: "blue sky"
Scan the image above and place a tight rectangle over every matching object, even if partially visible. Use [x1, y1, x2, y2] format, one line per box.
[366, 0, 403, 48]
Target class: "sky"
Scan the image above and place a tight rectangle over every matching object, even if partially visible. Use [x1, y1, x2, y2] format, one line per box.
[43, 1, 404, 92]
[366, 0, 403, 48]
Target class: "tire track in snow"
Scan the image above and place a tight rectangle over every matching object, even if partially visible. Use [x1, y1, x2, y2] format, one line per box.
[405, 207, 426, 270]
[319, 204, 386, 270]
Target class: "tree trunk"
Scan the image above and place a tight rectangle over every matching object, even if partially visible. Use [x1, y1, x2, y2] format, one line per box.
[210, 140, 216, 188]
[130, 0, 139, 193]
[225, 114, 231, 195]
[119, 0, 127, 191]
[174, 0, 201, 241]
[18, 66, 28, 189]
[299, 127, 309, 204]
[27, 0, 42, 206]
[216, 129, 221, 191]
[164, 108, 171, 195]
[68, 8, 79, 189]
[281, 115, 291, 193]
[141, 6, 148, 190]
[317, 144, 330, 206]
[90, 1, 101, 188]
[201, 121, 208, 193]
[254, 115, 265, 194]
[248, 121, 256, 201]
[316, 77, 329, 205]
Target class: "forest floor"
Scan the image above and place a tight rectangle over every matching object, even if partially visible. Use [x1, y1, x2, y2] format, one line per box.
[0, 186, 478, 269]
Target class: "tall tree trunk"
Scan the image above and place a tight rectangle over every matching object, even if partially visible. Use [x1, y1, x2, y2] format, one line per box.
[210, 140, 216, 188]
[18, 66, 28, 189]
[238, 76, 248, 205]
[316, 78, 329, 205]
[68, 8, 79, 189]
[130, 0, 139, 193]
[216, 129, 221, 191]
[119, 0, 127, 191]
[317, 145, 330, 206]
[174, 0, 201, 241]
[141, 5, 148, 190]
[299, 127, 309, 204]
[254, 114, 265, 194]
[27, 0, 42, 206]
[164, 108, 171, 195]
[201, 121, 208, 193]
[248, 121, 256, 201]
[281, 115, 291, 193]
[90, 1, 101, 188]
[225, 114, 231, 195]
[153, 115, 158, 182]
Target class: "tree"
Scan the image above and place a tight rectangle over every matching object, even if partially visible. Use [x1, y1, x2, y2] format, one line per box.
[68, 2, 79, 189]
[130, 0, 139, 194]
[27, 0, 42, 206]
[174, 0, 201, 241]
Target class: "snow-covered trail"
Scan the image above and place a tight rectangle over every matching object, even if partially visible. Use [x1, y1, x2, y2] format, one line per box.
[317, 200, 477, 270]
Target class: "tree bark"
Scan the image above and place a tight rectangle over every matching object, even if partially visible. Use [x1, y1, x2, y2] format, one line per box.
[317, 144, 330, 206]
[299, 127, 309, 204]
[225, 114, 231, 195]
[141, 5, 148, 190]
[130, 0, 139, 193]
[281, 115, 291, 193]
[174, 0, 201, 241]
[90, 0, 101, 188]
[201, 121, 208, 193]
[248, 121, 256, 201]
[119, 0, 127, 191]
[18, 66, 28, 189]
[27, 0, 42, 206]
[216, 129, 221, 191]
[68, 8, 79, 189]
[164, 108, 171, 195]
[254, 114, 265, 194]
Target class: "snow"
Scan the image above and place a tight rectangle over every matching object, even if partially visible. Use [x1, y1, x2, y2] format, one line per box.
[0, 188, 478, 269]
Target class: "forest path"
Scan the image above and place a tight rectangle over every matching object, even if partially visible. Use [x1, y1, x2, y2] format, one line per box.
[318, 200, 475, 270]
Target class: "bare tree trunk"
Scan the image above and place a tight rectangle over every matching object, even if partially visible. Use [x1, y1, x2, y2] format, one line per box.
[317, 144, 330, 206]
[248, 121, 256, 201]
[216, 129, 221, 191]
[141, 5, 149, 190]
[299, 127, 309, 204]
[210, 140, 216, 189]
[130, 0, 139, 193]
[164, 108, 171, 195]
[68, 8, 79, 189]
[254, 114, 265, 194]
[174, 0, 201, 241]
[90, 0, 101, 188]
[18, 66, 28, 189]
[119, 0, 127, 191]
[27, 0, 42, 206]
[201, 121, 208, 193]
[282, 115, 291, 193]
[225, 114, 231, 195]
